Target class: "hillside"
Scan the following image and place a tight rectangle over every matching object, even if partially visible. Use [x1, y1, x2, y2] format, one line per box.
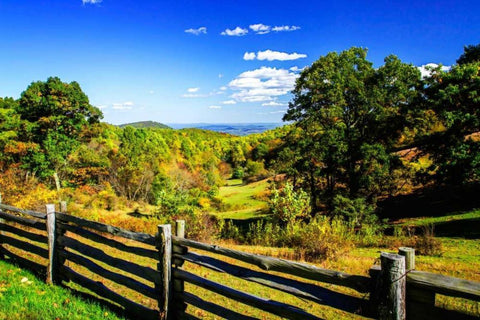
[119, 121, 171, 129]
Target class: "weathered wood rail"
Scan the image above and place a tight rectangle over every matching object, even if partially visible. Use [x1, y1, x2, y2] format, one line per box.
[0, 201, 478, 320]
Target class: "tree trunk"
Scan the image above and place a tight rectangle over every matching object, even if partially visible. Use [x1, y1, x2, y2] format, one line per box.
[53, 171, 61, 201]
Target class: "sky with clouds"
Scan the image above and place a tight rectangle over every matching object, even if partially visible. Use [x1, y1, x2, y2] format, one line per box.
[0, 0, 479, 124]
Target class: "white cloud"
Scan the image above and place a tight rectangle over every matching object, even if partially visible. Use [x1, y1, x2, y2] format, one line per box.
[82, 0, 102, 4]
[222, 100, 237, 105]
[221, 27, 248, 36]
[112, 101, 134, 110]
[269, 110, 287, 114]
[208, 105, 222, 109]
[220, 86, 227, 91]
[185, 27, 207, 35]
[148, 90, 155, 94]
[182, 93, 206, 98]
[244, 51, 307, 61]
[418, 63, 451, 78]
[218, 74, 224, 78]
[182, 88, 225, 98]
[262, 101, 287, 107]
[249, 23, 271, 34]
[272, 25, 301, 32]
[257, 50, 307, 61]
[243, 52, 256, 60]
[229, 66, 299, 102]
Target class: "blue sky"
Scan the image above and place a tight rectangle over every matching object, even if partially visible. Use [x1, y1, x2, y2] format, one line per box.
[0, 0, 479, 124]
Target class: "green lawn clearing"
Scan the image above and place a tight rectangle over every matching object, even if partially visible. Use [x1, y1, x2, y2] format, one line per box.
[215, 178, 271, 220]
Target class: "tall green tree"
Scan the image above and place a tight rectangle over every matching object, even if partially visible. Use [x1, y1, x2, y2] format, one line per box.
[16, 77, 103, 188]
[283, 47, 421, 212]
[420, 58, 480, 185]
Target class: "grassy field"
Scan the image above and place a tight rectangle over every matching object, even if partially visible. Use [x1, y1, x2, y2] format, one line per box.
[215, 178, 270, 220]
[0, 259, 124, 320]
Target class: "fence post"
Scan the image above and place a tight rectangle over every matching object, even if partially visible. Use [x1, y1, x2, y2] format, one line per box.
[56, 201, 67, 282]
[46, 203, 57, 285]
[173, 220, 187, 320]
[157, 224, 172, 320]
[378, 252, 406, 320]
[398, 247, 415, 271]
[60, 201, 67, 214]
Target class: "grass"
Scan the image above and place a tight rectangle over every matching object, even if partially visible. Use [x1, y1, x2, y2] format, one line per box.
[215, 178, 271, 220]
[395, 209, 480, 227]
[2, 223, 479, 320]
[1, 192, 479, 319]
[0, 259, 124, 320]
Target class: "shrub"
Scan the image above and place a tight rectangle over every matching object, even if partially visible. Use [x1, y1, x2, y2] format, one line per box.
[231, 216, 355, 262]
[232, 167, 244, 179]
[219, 220, 242, 241]
[182, 212, 219, 242]
[331, 194, 376, 226]
[284, 217, 354, 261]
[414, 225, 443, 256]
[268, 183, 310, 226]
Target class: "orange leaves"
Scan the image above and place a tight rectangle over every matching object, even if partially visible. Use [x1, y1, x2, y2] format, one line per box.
[3, 141, 39, 156]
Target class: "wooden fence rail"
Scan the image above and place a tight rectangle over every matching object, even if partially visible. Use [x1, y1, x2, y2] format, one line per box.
[0, 201, 478, 320]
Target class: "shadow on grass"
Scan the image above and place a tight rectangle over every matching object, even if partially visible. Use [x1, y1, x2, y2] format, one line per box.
[378, 183, 480, 239]
[423, 218, 480, 239]
[58, 283, 130, 319]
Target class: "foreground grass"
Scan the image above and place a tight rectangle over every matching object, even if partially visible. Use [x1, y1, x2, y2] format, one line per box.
[0, 259, 124, 320]
[215, 178, 270, 220]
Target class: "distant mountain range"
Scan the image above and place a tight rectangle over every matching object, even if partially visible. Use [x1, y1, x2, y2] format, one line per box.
[168, 123, 283, 136]
[119, 121, 171, 129]
[118, 121, 283, 135]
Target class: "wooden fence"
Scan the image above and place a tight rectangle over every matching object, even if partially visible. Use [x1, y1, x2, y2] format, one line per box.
[0, 201, 479, 320]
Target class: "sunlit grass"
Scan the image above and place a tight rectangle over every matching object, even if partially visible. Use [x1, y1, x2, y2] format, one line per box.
[0, 259, 124, 320]
[215, 178, 271, 219]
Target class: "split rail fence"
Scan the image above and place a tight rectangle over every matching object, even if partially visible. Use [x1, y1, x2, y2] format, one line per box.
[0, 201, 478, 320]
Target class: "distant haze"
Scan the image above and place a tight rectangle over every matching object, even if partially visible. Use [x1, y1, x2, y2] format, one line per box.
[168, 123, 283, 136]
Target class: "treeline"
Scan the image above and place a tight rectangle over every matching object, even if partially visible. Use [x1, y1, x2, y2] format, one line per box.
[0, 79, 284, 216]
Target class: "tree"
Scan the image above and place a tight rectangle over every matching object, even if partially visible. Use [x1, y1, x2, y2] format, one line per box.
[0, 97, 21, 165]
[283, 47, 421, 211]
[420, 59, 480, 185]
[16, 77, 103, 188]
[457, 44, 480, 65]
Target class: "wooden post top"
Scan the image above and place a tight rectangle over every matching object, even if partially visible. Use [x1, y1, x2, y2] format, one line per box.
[46, 204, 56, 215]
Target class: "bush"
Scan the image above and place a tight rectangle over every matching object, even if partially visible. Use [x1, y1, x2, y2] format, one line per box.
[414, 225, 443, 256]
[268, 183, 310, 226]
[225, 216, 355, 262]
[232, 167, 244, 179]
[219, 220, 242, 241]
[331, 194, 377, 226]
